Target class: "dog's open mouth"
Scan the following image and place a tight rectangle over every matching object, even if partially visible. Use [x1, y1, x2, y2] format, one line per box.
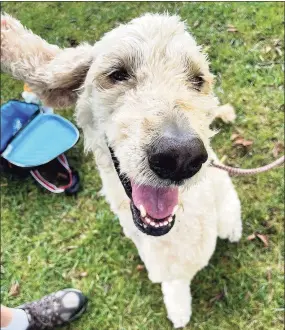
[130, 182, 178, 236]
[109, 146, 178, 236]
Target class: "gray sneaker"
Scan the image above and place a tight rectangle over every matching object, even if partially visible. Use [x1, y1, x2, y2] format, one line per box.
[18, 289, 88, 329]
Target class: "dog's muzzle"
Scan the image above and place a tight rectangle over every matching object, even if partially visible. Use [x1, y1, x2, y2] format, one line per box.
[107, 125, 207, 237]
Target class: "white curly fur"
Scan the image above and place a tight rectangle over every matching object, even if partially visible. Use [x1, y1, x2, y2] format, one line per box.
[1, 13, 242, 328]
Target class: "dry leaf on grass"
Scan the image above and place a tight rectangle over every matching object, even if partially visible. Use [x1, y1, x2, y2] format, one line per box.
[136, 264, 145, 271]
[232, 136, 253, 147]
[9, 282, 20, 297]
[231, 131, 253, 147]
[256, 234, 269, 247]
[234, 138, 253, 147]
[227, 24, 238, 32]
[247, 233, 256, 241]
[247, 233, 269, 247]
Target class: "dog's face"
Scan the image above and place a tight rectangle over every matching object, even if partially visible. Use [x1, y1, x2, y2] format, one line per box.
[77, 14, 219, 236]
[80, 14, 220, 236]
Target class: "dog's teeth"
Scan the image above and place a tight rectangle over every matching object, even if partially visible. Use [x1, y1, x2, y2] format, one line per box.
[145, 217, 151, 224]
[172, 205, 179, 216]
[143, 224, 147, 228]
[150, 221, 156, 227]
[155, 223, 159, 228]
[139, 205, 146, 218]
[159, 222, 164, 227]
[168, 216, 173, 223]
[163, 221, 168, 226]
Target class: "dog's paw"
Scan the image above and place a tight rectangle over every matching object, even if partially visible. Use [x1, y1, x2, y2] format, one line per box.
[167, 304, 191, 329]
[228, 221, 242, 243]
[172, 314, 190, 329]
[218, 216, 242, 243]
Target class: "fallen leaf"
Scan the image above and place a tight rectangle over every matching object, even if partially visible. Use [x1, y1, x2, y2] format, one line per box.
[227, 24, 238, 32]
[9, 282, 20, 297]
[136, 264, 145, 271]
[247, 233, 256, 241]
[272, 142, 284, 158]
[233, 138, 253, 147]
[256, 234, 269, 247]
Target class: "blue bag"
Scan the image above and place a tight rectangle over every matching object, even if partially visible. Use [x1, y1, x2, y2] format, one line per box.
[1, 100, 80, 194]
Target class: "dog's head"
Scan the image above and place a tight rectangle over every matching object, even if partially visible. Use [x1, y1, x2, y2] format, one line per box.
[2, 13, 220, 236]
[85, 14, 219, 235]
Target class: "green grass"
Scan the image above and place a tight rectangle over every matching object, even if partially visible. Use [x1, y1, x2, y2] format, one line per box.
[1, 2, 284, 330]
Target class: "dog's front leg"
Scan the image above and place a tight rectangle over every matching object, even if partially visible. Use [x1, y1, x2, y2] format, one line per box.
[161, 279, 191, 328]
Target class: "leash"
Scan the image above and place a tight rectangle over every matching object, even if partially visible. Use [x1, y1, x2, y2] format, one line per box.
[210, 155, 284, 176]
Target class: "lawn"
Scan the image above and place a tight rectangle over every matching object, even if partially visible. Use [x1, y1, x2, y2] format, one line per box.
[1, 2, 284, 330]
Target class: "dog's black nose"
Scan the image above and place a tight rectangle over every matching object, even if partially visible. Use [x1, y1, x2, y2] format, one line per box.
[148, 132, 208, 182]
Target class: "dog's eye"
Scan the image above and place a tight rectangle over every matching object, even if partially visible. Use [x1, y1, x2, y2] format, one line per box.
[190, 75, 204, 91]
[109, 69, 130, 82]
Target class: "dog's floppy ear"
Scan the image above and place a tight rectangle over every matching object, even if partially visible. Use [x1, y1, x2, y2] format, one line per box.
[1, 13, 93, 108]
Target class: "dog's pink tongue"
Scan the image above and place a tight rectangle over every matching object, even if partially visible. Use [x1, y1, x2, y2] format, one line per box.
[132, 182, 178, 219]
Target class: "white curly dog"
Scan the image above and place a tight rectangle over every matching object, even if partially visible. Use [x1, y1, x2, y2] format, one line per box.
[1, 13, 242, 328]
